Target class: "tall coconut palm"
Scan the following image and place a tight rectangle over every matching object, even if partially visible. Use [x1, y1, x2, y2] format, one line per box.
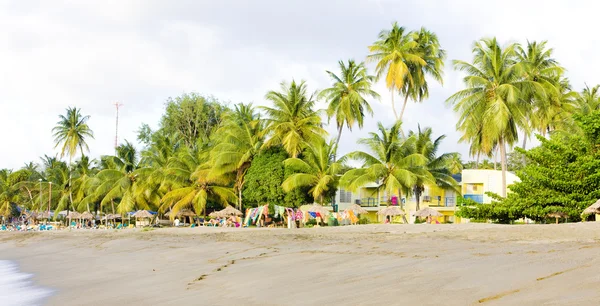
[211, 103, 266, 210]
[400, 27, 446, 119]
[52, 107, 94, 212]
[447, 38, 530, 197]
[340, 121, 427, 204]
[516, 40, 564, 149]
[261, 80, 327, 158]
[409, 126, 460, 210]
[319, 60, 379, 155]
[282, 139, 342, 204]
[367, 23, 445, 121]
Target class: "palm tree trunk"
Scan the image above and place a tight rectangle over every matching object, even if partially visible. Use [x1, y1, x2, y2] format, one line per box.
[390, 89, 398, 120]
[111, 199, 115, 215]
[475, 152, 480, 169]
[494, 147, 498, 170]
[414, 186, 421, 211]
[399, 94, 410, 121]
[499, 137, 507, 197]
[68, 156, 75, 213]
[522, 132, 527, 166]
[238, 188, 242, 211]
[333, 125, 343, 159]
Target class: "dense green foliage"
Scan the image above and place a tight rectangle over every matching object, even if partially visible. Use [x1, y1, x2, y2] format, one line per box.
[458, 112, 600, 223]
[242, 148, 312, 208]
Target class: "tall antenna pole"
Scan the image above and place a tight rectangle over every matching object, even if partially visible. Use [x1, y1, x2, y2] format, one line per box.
[114, 102, 123, 154]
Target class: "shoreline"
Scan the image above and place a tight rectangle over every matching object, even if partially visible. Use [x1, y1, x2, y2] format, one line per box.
[2, 223, 600, 305]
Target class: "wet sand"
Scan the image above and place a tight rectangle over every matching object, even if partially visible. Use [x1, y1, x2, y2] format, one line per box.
[2, 223, 600, 305]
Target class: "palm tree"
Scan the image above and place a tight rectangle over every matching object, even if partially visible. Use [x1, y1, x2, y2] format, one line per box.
[340, 121, 426, 205]
[52, 107, 94, 212]
[516, 40, 564, 149]
[574, 84, 600, 116]
[447, 38, 530, 197]
[89, 142, 153, 214]
[319, 60, 379, 155]
[409, 126, 460, 210]
[367, 23, 445, 121]
[161, 164, 236, 219]
[282, 139, 342, 204]
[211, 103, 266, 210]
[261, 80, 327, 158]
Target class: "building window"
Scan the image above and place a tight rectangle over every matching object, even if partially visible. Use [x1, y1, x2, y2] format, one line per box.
[339, 189, 352, 203]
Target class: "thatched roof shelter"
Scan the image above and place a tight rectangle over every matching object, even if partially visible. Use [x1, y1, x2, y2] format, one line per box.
[214, 206, 243, 218]
[583, 199, 600, 215]
[547, 211, 568, 224]
[165, 209, 196, 218]
[414, 207, 443, 218]
[377, 206, 405, 216]
[344, 204, 368, 215]
[66, 212, 81, 219]
[300, 204, 330, 217]
[35, 211, 53, 220]
[80, 211, 94, 219]
[132, 210, 154, 219]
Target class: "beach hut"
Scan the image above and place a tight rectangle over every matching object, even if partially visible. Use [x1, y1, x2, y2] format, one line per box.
[80, 211, 94, 220]
[547, 212, 567, 224]
[583, 200, 600, 215]
[165, 209, 197, 225]
[132, 210, 153, 227]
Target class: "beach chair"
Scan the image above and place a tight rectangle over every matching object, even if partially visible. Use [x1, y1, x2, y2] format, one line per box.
[0, 225, 6, 231]
[116, 224, 123, 229]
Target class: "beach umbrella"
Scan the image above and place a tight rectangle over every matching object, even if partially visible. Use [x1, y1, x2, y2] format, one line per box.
[344, 204, 368, 215]
[547, 212, 567, 224]
[35, 211, 53, 220]
[582, 199, 600, 215]
[80, 212, 94, 219]
[165, 209, 196, 217]
[377, 206, 405, 216]
[215, 206, 243, 218]
[414, 207, 443, 218]
[67, 212, 81, 219]
[132, 210, 154, 219]
[300, 204, 330, 216]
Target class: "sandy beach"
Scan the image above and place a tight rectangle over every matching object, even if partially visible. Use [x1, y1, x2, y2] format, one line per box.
[2, 223, 600, 305]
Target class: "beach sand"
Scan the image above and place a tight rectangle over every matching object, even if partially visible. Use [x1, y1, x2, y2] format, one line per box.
[2, 223, 600, 305]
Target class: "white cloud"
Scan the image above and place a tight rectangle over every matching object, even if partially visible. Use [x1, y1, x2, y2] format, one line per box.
[1, 0, 599, 169]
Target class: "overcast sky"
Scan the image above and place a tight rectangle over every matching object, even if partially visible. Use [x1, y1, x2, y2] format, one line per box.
[2, 0, 599, 169]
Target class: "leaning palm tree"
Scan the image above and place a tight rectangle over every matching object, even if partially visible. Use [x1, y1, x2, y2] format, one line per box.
[409, 126, 460, 210]
[211, 103, 266, 210]
[319, 60, 379, 155]
[160, 164, 236, 219]
[282, 139, 342, 204]
[367, 23, 445, 121]
[447, 38, 530, 197]
[261, 80, 327, 158]
[52, 107, 94, 211]
[340, 121, 427, 205]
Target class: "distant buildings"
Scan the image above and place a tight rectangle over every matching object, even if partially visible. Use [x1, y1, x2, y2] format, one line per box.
[333, 169, 519, 224]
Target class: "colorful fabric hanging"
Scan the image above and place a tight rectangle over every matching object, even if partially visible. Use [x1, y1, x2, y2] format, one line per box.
[308, 211, 317, 218]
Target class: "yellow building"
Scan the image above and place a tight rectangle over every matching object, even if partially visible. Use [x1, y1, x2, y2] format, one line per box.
[334, 169, 519, 224]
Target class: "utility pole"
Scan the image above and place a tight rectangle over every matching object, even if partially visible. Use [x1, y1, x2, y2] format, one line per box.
[114, 102, 123, 154]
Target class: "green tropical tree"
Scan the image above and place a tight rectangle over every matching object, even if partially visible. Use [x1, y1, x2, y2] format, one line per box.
[368, 23, 445, 120]
[409, 126, 460, 210]
[211, 103, 266, 210]
[282, 139, 341, 204]
[574, 84, 600, 116]
[319, 60, 379, 154]
[52, 107, 94, 211]
[261, 80, 327, 158]
[340, 121, 426, 205]
[447, 38, 530, 197]
[89, 142, 153, 214]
